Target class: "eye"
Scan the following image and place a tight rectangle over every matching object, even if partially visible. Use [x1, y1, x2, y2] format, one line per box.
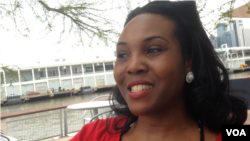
[118, 53, 128, 58]
[147, 48, 162, 53]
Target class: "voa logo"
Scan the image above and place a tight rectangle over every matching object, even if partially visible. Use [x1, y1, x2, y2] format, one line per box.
[226, 129, 246, 136]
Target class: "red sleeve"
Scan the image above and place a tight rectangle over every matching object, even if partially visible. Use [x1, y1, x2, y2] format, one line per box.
[70, 117, 127, 141]
[70, 119, 106, 141]
[215, 133, 222, 141]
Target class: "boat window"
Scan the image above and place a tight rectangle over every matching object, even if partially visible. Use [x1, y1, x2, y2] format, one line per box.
[105, 62, 114, 71]
[34, 68, 46, 80]
[5, 71, 19, 84]
[47, 67, 59, 78]
[0, 72, 3, 84]
[94, 65, 104, 72]
[20, 70, 33, 82]
[83, 64, 93, 74]
[72, 65, 82, 75]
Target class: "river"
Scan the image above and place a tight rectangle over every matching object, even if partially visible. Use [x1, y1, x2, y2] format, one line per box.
[229, 71, 250, 79]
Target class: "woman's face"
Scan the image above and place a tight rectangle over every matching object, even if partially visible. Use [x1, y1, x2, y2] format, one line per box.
[114, 13, 190, 116]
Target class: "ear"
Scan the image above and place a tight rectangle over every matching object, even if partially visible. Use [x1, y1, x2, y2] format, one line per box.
[185, 58, 192, 73]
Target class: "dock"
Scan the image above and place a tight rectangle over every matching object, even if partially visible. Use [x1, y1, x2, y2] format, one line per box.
[1, 84, 115, 105]
[232, 67, 250, 73]
[92, 84, 115, 91]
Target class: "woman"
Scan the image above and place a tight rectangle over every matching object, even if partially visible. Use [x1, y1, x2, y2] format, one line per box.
[71, 1, 247, 141]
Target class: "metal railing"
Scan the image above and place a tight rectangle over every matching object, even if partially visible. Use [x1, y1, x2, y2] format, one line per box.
[5, 110, 62, 141]
[2, 109, 64, 141]
[60, 74, 71, 77]
[48, 76, 59, 79]
[72, 73, 82, 76]
[1, 100, 111, 141]
[35, 77, 47, 80]
[84, 72, 93, 74]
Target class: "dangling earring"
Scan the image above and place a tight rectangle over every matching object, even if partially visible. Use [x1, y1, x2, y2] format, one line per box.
[186, 71, 194, 83]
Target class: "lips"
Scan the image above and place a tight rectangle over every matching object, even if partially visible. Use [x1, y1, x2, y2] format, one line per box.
[127, 79, 154, 99]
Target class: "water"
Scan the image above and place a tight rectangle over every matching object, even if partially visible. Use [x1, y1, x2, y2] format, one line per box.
[1, 71, 250, 114]
[1, 91, 110, 114]
[229, 71, 250, 79]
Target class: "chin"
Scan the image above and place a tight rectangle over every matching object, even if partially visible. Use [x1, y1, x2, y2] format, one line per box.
[127, 103, 153, 116]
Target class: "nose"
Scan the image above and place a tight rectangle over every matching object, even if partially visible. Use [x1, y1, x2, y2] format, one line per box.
[126, 55, 148, 75]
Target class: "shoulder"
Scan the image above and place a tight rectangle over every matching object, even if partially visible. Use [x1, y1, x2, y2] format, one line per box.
[70, 116, 128, 141]
[204, 126, 221, 141]
[215, 133, 222, 141]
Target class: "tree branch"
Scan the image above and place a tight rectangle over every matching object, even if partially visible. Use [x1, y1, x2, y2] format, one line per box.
[37, 0, 116, 46]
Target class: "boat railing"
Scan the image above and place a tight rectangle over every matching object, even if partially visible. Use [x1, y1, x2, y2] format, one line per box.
[94, 70, 104, 73]
[105, 70, 114, 72]
[83, 72, 93, 74]
[60, 74, 71, 77]
[34, 77, 47, 80]
[72, 73, 82, 76]
[0, 100, 111, 141]
[48, 76, 59, 79]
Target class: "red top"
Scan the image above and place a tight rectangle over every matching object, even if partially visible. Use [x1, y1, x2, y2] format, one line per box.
[70, 117, 222, 141]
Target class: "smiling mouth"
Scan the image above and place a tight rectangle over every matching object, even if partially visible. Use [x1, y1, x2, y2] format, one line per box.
[128, 84, 153, 92]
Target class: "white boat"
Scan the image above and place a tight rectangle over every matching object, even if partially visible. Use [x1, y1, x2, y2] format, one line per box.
[215, 44, 250, 72]
[0, 59, 116, 103]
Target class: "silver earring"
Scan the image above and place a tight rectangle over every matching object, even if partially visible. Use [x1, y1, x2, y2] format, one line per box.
[186, 71, 194, 83]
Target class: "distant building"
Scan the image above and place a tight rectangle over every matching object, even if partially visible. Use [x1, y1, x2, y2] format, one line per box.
[217, 23, 227, 36]
[209, 35, 217, 48]
[216, 31, 233, 48]
[232, 20, 245, 46]
[216, 23, 233, 48]
[216, 20, 250, 48]
[243, 29, 250, 46]
[229, 23, 237, 47]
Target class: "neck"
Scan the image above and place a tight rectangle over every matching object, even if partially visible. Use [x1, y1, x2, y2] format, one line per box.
[139, 102, 194, 130]
[127, 100, 199, 140]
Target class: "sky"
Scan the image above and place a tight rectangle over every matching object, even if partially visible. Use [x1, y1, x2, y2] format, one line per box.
[0, 0, 249, 68]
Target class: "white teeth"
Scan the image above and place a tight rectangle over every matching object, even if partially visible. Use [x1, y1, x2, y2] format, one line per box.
[138, 85, 142, 91]
[134, 85, 138, 91]
[131, 84, 153, 92]
[131, 88, 134, 92]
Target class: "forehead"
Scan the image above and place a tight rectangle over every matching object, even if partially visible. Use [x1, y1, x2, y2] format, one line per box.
[119, 13, 175, 41]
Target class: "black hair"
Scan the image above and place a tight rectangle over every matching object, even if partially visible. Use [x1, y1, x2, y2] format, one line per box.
[108, 1, 247, 134]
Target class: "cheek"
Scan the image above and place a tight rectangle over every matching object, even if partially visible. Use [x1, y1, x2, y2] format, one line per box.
[114, 63, 127, 97]
[160, 66, 185, 89]
[114, 62, 124, 84]
[159, 62, 185, 78]
[153, 53, 186, 91]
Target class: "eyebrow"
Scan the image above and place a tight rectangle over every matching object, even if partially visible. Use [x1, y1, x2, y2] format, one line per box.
[116, 36, 170, 47]
[116, 42, 127, 47]
[144, 36, 170, 44]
